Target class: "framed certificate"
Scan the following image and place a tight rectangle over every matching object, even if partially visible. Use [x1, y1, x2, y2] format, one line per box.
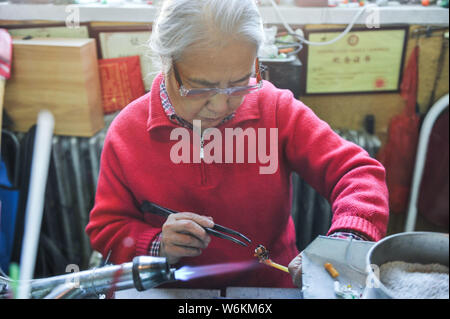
[302, 26, 408, 95]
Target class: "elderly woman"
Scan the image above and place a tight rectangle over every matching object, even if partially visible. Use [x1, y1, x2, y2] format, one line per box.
[86, 0, 389, 289]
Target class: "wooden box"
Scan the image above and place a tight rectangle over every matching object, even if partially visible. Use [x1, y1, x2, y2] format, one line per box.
[4, 37, 104, 137]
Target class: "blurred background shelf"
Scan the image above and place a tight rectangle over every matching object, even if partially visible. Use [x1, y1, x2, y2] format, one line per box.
[0, 3, 448, 25]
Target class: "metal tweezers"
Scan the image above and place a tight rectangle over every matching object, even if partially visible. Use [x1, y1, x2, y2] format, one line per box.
[140, 200, 252, 247]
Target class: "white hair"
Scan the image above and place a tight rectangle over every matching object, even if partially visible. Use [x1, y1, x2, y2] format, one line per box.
[149, 0, 265, 74]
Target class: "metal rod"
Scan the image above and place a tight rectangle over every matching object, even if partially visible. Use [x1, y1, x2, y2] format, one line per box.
[405, 94, 449, 232]
[18, 111, 54, 299]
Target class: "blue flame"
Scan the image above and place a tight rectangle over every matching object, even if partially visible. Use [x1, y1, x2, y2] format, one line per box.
[175, 261, 255, 281]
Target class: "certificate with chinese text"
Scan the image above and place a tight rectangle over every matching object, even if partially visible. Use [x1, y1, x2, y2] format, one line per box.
[305, 28, 407, 94]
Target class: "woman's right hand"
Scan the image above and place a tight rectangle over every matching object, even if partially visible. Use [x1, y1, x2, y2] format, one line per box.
[159, 212, 214, 264]
[288, 253, 303, 288]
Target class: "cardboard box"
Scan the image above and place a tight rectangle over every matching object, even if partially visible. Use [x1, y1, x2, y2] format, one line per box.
[4, 37, 104, 137]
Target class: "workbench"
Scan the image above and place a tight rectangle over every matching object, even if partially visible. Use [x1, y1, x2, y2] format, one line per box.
[115, 237, 372, 299]
[115, 287, 302, 299]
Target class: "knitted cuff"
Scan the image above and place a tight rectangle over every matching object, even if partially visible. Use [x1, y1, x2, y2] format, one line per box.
[327, 215, 382, 241]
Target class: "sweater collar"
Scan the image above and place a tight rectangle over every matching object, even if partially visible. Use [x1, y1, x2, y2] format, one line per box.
[146, 72, 261, 132]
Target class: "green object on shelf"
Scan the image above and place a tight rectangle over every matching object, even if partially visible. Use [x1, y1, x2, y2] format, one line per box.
[438, 0, 449, 7]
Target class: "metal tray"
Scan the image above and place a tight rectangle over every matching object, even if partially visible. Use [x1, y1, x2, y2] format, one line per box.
[301, 236, 375, 299]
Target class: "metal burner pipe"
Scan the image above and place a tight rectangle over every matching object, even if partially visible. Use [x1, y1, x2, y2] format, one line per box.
[29, 256, 175, 299]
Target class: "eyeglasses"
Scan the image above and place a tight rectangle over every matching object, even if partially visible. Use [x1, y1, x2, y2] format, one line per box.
[172, 58, 263, 99]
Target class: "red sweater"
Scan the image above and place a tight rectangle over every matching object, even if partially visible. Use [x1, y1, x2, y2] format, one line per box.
[86, 73, 389, 288]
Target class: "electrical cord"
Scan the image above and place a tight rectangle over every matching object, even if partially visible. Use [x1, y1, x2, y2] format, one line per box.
[285, 43, 303, 56]
[271, 33, 304, 56]
[268, 0, 378, 46]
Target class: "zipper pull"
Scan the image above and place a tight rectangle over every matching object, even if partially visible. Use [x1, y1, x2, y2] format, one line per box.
[200, 136, 204, 159]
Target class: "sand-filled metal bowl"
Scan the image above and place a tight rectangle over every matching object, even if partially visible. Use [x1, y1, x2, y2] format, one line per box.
[363, 232, 449, 299]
